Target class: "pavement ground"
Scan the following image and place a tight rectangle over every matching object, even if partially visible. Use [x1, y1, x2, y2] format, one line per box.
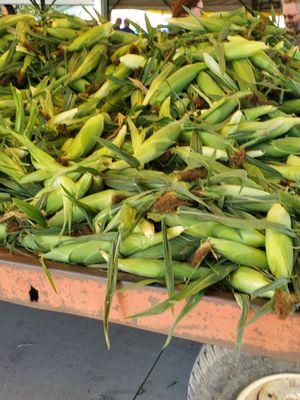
[0, 300, 201, 400]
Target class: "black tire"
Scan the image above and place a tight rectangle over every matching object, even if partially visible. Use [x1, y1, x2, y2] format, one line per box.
[187, 344, 300, 400]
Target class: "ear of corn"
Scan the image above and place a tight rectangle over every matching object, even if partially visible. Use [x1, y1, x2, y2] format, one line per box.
[250, 51, 279, 75]
[111, 120, 183, 169]
[63, 113, 104, 160]
[101, 254, 207, 281]
[287, 155, 300, 167]
[0, 223, 7, 243]
[256, 137, 300, 157]
[48, 189, 129, 227]
[223, 40, 267, 60]
[166, 16, 204, 32]
[120, 226, 184, 257]
[266, 204, 294, 278]
[70, 44, 106, 81]
[163, 213, 265, 247]
[130, 235, 199, 261]
[43, 239, 110, 264]
[272, 164, 300, 183]
[119, 54, 146, 69]
[67, 22, 112, 52]
[51, 16, 86, 30]
[210, 237, 268, 269]
[143, 63, 176, 105]
[232, 59, 256, 90]
[46, 27, 78, 41]
[197, 71, 225, 99]
[229, 267, 273, 298]
[91, 63, 131, 100]
[0, 150, 26, 181]
[1, 14, 35, 29]
[152, 62, 206, 104]
[20, 232, 71, 252]
[244, 105, 277, 121]
[280, 99, 300, 115]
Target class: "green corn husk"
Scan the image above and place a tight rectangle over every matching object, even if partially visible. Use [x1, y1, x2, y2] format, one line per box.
[280, 99, 300, 115]
[207, 184, 269, 198]
[221, 110, 243, 137]
[91, 63, 131, 100]
[250, 51, 279, 75]
[255, 137, 300, 157]
[197, 71, 225, 99]
[229, 266, 273, 298]
[0, 150, 26, 181]
[163, 213, 265, 247]
[41, 174, 92, 215]
[210, 237, 268, 269]
[43, 239, 111, 265]
[111, 120, 183, 169]
[287, 155, 300, 166]
[120, 226, 184, 256]
[0, 223, 7, 242]
[51, 16, 86, 30]
[235, 117, 300, 143]
[243, 105, 277, 121]
[70, 44, 107, 81]
[143, 63, 176, 105]
[223, 39, 268, 60]
[131, 234, 199, 261]
[199, 92, 249, 124]
[20, 232, 71, 252]
[101, 254, 208, 281]
[63, 113, 104, 160]
[67, 22, 112, 52]
[166, 16, 204, 32]
[48, 189, 129, 227]
[232, 59, 255, 90]
[266, 203, 294, 278]
[0, 14, 35, 29]
[269, 164, 300, 182]
[46, 27, 78, 41]
[152, 62, 206, 104]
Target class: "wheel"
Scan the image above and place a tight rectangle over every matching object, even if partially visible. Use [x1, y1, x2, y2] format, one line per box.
[187, 344, 300, 400]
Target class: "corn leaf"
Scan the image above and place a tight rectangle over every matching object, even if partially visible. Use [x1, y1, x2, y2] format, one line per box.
[129, 263, 236, 319]
[234, 293, 251, 355]
[117, 278, 164, 293]
[39, 257, 57, 293]
[214, 41, 226, 76]
[97, 138, 140, 169]
[246, 297, 275, 326]
[13, 198, 47, 227]
[179, 207, 295, 237]
[162, 217, 175, 299]
[251, 277, 289, 300]
[163, 291, 204, 349]
[103, 226, 122, 349]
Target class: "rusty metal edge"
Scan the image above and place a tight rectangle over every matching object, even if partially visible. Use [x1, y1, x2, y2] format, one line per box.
[0, 249, 300, 361]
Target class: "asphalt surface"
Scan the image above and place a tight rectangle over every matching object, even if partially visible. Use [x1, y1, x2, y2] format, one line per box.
[0, 301, 201, 400]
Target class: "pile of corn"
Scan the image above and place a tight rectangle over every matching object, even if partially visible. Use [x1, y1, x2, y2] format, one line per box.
[0, 8, 300, 331]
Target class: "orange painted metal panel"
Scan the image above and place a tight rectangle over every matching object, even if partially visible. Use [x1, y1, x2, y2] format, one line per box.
[0, 249, 299, 361]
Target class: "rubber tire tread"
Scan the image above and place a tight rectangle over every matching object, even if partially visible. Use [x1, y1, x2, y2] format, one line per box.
[187, 344, 300, 400]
